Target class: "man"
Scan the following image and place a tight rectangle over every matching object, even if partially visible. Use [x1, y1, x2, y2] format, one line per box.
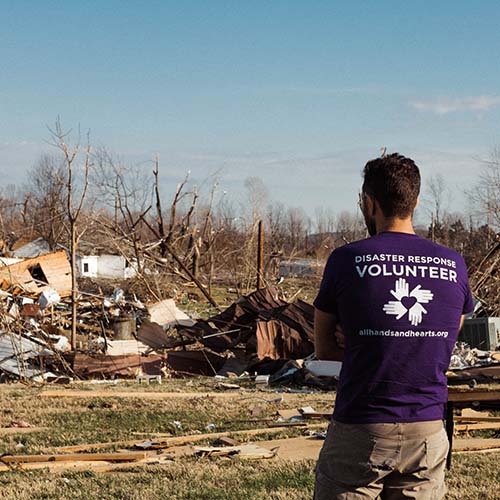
[313, 154, 474, 499]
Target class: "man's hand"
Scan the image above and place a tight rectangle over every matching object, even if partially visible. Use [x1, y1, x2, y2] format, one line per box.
[334, 323, 345, 349]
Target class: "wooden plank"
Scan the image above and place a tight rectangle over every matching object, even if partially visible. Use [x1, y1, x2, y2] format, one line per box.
[194, 444, 275, 459]
[0, 460, 113, 473]
[37, 388, 490, 407]
[277, 409, 302, 420]
[0, 250, 72, 297]
[461, 408, 492, 418]
[455, 423, 500, 432]
[0, 451, 147, 464]
[453, 438, 500, 451]
[0, 454, 178, 474]
[448, 389, 500, 403]
[301, 412, 333, 420]
[454, 448, 500, 455]
[41, 390, 242, 399]
[54, 423, 327, 453]
[455, 416, 500, 423]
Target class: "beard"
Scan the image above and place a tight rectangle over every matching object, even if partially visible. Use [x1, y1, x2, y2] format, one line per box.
[363, 212, 377, 236]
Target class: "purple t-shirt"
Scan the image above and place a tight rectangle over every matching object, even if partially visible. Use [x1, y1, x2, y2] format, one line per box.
[314, 231, 474, 423]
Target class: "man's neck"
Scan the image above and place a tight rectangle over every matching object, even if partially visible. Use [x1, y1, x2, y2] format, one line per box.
[376, 217, 415, 235]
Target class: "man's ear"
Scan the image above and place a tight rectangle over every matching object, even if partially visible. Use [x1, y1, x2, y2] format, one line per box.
[365, 194, 377, 216]
[415, 196, 420, 209]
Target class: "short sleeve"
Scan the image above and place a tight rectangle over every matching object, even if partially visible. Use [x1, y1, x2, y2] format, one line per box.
[459, 257, 474, 315]
[462, 276, 474, 315]
[313, 251, 338, 314]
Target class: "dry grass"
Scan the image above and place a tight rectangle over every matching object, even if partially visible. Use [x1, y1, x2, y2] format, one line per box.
[0, 381, 498, 499]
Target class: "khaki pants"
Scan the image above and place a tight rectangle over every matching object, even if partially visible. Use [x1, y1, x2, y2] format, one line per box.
[314, 420, 448, 500]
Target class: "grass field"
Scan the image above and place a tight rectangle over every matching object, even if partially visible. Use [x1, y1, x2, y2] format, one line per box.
[0, 381, 498, 500]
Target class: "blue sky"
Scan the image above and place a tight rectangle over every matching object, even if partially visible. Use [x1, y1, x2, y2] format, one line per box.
[1, 1, 499, 220]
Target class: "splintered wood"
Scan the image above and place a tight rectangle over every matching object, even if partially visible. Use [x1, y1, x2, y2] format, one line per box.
[0, 250, 72, 297]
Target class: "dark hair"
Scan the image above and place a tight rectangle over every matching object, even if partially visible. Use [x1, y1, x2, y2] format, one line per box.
[362, 153, 420, 218]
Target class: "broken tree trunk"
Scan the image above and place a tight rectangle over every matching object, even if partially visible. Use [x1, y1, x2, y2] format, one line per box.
[140, 216, 220, 311]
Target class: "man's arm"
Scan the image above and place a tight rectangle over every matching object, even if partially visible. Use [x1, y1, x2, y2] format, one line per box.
[459, 315, 465, 331]
[314, 308, 344, 361]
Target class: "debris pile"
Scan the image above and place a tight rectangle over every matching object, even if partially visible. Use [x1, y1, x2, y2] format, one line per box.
[172, 287, 315, 360]
[447, 342, 500, 385]
[1, 244, 499, 390]
[469, 239, 500, 317]
[0, 249, 328, 387]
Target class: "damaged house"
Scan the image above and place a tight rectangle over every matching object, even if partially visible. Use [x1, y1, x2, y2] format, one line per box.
[0, 250, 72, 297]
[77, 254, 138, 279]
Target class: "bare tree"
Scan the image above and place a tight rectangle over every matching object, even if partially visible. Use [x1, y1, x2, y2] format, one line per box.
[49, 119, 91, 350]
[315, 206, 336, 235]
[266, 201, 288, 254]
[0, 186, 25, 252]
[244, 176, 269, 223]
[23, 155, 67, 249]
[423, 173, 449, 225]
[286, 206, 309, 255]
[470, 147, 500, 229]
[336, 210, 365, 244]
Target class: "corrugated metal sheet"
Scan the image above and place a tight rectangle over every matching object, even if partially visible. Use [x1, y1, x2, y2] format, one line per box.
[12, 238, 51, 258]
[0, 332, 53, 379]
[179, 287, 315, 359]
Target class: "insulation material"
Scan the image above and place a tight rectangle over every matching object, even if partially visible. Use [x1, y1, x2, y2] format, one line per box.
[106, 339, 150, 356]
[147, 299, 195, 327]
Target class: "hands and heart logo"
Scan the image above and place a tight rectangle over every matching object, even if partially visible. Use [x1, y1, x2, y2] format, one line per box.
[383, 278, 434, 326]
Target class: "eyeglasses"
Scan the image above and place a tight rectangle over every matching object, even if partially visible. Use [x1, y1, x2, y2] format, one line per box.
[358, 191, 365, 210]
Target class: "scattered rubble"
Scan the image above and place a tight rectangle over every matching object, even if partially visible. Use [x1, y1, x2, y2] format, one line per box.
[469, 239, 500, 317]
[0, 244, 498, 392]
[447, 341, 500, 384]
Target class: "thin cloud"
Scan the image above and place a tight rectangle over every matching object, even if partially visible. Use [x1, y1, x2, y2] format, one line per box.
[411, 95, 500, 115]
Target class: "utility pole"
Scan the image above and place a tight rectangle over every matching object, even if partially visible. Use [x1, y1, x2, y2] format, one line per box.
[256, 220, 264, 290]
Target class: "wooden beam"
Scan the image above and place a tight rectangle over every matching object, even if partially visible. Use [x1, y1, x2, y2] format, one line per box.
[455, 416, 500, 423]
[53, 423, 326, 453]
[0, 451, 147, 464]
[455, 423, 500, 432]
[448, 390, 500, 403]
[41, 390, 242, 400]
[453, 438, 500, 452]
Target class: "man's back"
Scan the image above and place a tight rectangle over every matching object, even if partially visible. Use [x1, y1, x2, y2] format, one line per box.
[313, 154, 472, 499]
[314, 231, 474, 423]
